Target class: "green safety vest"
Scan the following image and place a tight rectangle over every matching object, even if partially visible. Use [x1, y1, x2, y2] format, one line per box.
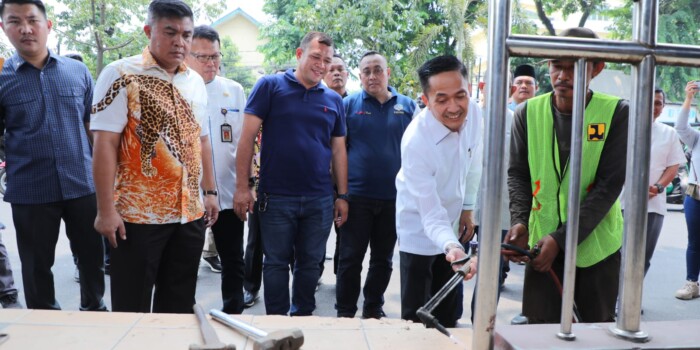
[526, 92, 623, 267]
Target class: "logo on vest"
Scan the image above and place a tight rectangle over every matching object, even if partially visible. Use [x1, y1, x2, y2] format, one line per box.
[587, 123, 606, 141]
[394, 104, 406, 115]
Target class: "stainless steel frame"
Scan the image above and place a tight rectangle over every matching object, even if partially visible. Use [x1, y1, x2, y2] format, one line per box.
[477, 0, 700, 348]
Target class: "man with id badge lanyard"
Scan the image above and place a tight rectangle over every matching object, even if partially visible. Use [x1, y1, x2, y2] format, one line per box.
[185, 25, 247, 314]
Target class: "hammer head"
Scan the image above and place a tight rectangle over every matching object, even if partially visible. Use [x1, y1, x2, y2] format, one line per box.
[254, 328, 304, 350]
[189, 342, 236, 350]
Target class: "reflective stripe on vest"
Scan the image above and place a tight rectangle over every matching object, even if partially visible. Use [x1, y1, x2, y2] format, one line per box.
[526, 92, 623, 267]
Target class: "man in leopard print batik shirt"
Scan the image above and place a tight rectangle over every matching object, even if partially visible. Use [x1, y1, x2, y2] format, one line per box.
[90, 0, 218, 313]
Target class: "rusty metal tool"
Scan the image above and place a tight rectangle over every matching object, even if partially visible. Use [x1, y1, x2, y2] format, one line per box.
[210, 309, 304, 350]
[190, 304, 236, 350]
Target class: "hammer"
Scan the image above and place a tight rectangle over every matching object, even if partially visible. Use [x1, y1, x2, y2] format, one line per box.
[190, 304, 236, 350]
[210, 309, 304, 350]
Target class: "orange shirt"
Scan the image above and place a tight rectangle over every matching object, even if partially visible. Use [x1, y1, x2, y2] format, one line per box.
[91, 48, 208, 224]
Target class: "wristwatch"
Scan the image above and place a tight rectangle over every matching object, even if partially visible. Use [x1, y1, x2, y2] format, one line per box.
[336, 193, 350, 201]
[248, 176, 256, 189]
[203, 190, 218, 196]
[654, 183, 665, 194]
[444, 242, 465, 255]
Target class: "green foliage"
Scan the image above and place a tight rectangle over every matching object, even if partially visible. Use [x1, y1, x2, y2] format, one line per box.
[606, 0, 700, 102]
[53, 0, 224, 78]
[532, 0, 605, 35]
[260, 0, 493, 97]
[219, 37, 257, 95]
[0, 41, 12, 57]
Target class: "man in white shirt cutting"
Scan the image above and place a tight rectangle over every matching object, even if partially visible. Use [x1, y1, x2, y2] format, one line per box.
[396, 55, 481, 327]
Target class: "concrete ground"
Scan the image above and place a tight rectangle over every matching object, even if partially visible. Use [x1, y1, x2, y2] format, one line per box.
[0, 201, 698, 328]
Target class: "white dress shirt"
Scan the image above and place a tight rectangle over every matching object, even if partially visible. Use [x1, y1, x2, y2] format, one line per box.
[205, 76, 246, 210]
[395, 100, 483, 256]
[621, 121, 686, 215]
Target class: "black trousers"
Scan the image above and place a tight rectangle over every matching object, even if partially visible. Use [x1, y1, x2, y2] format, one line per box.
[12, 194, 106, 310]
[243, 204, 263, 293]
[400, 251, 460, 328]
[336, 196, 396, 316]
[522, 250, 620, 323]
[110, 218, 205, 313]
[211, 209, 245, 314]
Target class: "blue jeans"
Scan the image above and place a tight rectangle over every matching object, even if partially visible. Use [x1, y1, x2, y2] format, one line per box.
[336, 196, 396, 317]
[259, 194, 333, 315]
[684, 196, 700, 282]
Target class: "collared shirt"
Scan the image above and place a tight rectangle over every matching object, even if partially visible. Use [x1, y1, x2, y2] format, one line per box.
[245, 69, 345, 196]
[90, 48, 208, 224]
[205, 76, 245, 210]
[621, 121, 686, 215]
[395, 100, 483, 256]
[344, 86, 418, 200]
[0, 51, 95, 204]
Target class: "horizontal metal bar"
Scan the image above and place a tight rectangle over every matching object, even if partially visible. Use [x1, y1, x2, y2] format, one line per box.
[655, 43, 700, 67]
[508, 35, 647, 63]
[507, 35, 700, 67]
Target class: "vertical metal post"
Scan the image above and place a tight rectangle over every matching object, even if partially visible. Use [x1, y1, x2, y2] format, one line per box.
[610, 1, 656, 343]
[556, 58, 587, 341]
[472, 0, 510, 349]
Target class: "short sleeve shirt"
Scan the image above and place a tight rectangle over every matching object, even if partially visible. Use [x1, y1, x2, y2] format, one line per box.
[204, 76, 245, 210]
[245, 69, 345, 196]
[90, 48, 208, 224]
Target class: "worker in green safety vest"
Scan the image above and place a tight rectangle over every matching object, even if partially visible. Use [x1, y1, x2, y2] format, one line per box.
[505, 27, 630, 324]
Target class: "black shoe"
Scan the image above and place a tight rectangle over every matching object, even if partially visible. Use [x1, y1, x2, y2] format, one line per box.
[244, 290, 258, 308]
[0, 294, 23, 309]
[202, 256, 222, 273]
[361, 309, 386, 319]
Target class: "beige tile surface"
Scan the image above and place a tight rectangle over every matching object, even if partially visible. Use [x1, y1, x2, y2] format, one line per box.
[365, 327, 472, 350]
[0, 324, 128, 350]
[0, 309, 32, 323]
[17, 309, 142, 327]
[0, 311, 475, 349]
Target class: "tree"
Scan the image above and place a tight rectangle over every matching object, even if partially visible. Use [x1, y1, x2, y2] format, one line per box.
[606, 0, 700, 102]
[220, 37, 256, 95]
[53, 0, 225, 78]
[260, 0, 491, 96]
[0, 41, 12, 57]
[532, 0, 605, 36]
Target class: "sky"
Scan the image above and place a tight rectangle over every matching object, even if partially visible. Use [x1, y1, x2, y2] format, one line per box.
[1, 0, 267, 51]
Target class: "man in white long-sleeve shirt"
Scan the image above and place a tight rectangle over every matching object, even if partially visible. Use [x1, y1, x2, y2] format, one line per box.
[396, 55, 481, 327]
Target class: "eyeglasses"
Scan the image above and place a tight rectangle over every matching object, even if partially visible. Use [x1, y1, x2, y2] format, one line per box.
[190, 53, 223, 63]
[361, 67, 385, 77]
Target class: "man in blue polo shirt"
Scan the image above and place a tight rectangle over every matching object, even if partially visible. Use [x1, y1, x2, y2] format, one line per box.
[336, 51, 417, 319]
[234, 31, 348, 316]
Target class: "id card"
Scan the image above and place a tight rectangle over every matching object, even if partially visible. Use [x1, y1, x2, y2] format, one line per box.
[221, 123, 233, 143]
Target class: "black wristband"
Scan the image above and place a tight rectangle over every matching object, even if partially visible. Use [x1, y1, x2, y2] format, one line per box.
[336, 193, 349, 201]
[203, 190, 218, 196]
[248, 176, 256, 189]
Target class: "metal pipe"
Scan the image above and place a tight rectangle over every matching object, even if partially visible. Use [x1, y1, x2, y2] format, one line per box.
[210, 309, 267, 338]
[556, 58, 588, 341]
[471, 0, 511, 349]
[507, 36, 700, 67]
[610, 0, 656, 342]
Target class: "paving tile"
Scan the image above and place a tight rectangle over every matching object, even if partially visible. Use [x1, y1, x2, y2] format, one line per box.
[17, 309, 141, 327]
[0, 324, 127, 350]
[364, 326, 472, 350]
[114, 327, 246, 350]
[0, 309, 32, 323]
[251, 315, 362, 330]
